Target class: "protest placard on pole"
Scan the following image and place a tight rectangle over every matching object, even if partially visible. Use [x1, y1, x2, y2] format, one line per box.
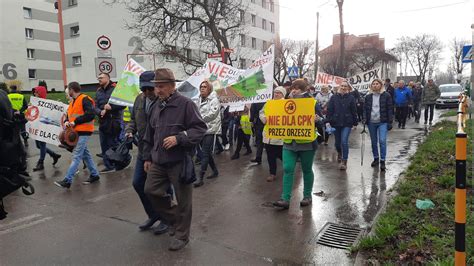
[264, 98, 315, 140]
[177, 45, 275, 106]
[108, 58, 146, 107]
[25, 97, 68, 146]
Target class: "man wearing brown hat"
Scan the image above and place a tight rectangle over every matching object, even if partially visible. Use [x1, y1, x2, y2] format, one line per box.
[143, 68, 207, 251]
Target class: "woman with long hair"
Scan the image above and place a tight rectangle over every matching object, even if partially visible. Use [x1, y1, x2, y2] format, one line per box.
[364, 78, 393, 171]
[327, 81, 358, 170]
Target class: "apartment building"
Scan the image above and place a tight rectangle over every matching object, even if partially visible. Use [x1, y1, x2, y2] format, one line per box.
[0, 0, 280, 91]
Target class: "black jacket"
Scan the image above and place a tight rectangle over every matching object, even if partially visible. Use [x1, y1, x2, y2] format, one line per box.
[250, 102, 265, 128]
[327, 93, 358, 128]
[94, 82, 125, 123]
[364, 92, 394, 125]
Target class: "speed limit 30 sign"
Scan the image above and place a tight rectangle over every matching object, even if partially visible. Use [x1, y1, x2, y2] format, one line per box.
[94, 58, 116, 78]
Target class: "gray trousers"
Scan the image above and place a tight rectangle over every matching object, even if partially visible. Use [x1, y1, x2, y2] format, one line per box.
[144, 162, 192, 241]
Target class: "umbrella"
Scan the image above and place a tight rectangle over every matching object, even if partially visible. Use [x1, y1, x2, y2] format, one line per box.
[360, 124, 367, 166]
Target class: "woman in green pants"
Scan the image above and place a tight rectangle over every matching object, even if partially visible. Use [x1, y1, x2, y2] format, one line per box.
[273, 79, 319, 209]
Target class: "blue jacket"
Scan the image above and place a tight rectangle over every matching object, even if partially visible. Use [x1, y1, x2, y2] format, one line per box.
[327, 93, 358, 128]
[394, 86, 412, 107]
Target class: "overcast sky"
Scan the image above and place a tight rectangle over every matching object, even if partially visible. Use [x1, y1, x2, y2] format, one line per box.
[279, 0, 473, 73]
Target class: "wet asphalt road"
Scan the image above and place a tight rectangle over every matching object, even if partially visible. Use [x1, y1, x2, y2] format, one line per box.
[0, 112, 444, 265]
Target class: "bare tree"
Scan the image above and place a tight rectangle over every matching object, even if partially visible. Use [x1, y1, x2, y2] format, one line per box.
[274, 39, 293, 85]
[320, 52, 339, 76]
[107, 0, 248, 75]
[394, 34, 443, 84]
[450, 37, 469, 83]
[289, 40, 315, 79]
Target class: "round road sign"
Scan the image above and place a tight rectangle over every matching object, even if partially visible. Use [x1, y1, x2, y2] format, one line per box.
[98, 61, 113, 74]
[97, 35, 111, 50]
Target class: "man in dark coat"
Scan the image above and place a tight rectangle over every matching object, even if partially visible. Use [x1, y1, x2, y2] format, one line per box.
[94, 73, 126, 173]
[143, 68, 207, 251]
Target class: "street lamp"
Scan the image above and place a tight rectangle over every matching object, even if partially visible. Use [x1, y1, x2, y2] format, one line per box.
[336, 0, 345, 76]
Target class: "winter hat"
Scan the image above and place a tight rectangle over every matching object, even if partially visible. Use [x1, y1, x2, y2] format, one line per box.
[274, 86, 286, 96]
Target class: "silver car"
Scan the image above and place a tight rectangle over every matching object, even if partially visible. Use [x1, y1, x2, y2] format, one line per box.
[436, 84, 464, 108]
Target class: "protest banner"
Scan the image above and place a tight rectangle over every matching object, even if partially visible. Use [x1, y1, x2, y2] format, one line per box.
[347, 67, 381, 94]
[25, 97, 68, 146]
[177, 45, 274, 106]
[314, 72, 345, 90]
[264, 98, 315, 141]
[108, 58, 146, 107]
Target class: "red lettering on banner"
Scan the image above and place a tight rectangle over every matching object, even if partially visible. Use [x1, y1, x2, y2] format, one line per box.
[268, 116, 281, 126]
[219, 66, 229, 78]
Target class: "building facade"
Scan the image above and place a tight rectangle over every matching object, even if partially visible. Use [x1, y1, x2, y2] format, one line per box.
[0, 0, 280, 91]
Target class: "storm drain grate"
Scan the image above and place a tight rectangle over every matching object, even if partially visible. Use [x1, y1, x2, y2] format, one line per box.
[315, 222, 364, 250]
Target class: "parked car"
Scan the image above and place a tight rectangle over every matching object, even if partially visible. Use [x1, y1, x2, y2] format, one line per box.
[436, 84, 465, 108]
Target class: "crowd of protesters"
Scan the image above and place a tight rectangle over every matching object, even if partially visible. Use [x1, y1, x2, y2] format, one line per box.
[2, 69, 444, 252]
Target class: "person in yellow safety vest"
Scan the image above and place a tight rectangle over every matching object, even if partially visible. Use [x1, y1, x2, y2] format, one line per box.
[123, 106, 131, 123]
[230, 107, 252, 160]
[7, 85, 29, 147]
[273, 79, 320, 210]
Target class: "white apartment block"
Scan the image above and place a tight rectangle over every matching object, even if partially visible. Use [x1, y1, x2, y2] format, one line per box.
[0, 0, 280, 91]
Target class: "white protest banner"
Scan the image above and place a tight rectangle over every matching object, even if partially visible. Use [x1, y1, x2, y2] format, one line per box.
[347, 67, 382, 94]
[25, 97, 68, 146]
[177, 45, 274, 106]
[314, 72, 345, 90]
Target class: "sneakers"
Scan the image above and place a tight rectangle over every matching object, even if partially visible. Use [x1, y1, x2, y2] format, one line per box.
[99, 167, 115, 174]
[380, 161, 386, 171]
[33, 161, 44, 172]
[168, 238, 189, 251]
[52, 154, 61, 166]
[224, 144, 230, 150]
[300, 197, 312, 207]
[371, 159, 379, 167]
[266, 175, 276, 182]
[339, 160, 347, 170]
[82, 175, 100, 185]
[273, 199, 289, 209]
[153, 222, 169, 235]
[138, 217, 160, 231]
[54, 179, 71, 189]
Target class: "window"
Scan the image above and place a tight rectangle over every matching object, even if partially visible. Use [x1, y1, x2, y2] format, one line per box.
[182, 21, 190, 32]
[25, 28, 34, 39]
[270, 22, 275, 33]
[239, 9, 245, 23]
[186, 49, 192, 60]
[270, 0, 274, 12]
[262, 40, 267, 50]
[72, 56, 82, 66]
[68, 0, 77, 6]
[165, 45, 176, 61]
[164, 15, 172, 30]
[23, 7, 32, 19]
[28, 69, 36, 79]
[262, 0, 266, 8]
[240, 34, 245, 46]
[239, 58, 246, 69]
[70, 25, 79, 36]
[262, 19, 266, 30]
[251, 37, 256, 49]
[251, 14, 256, 26]
[201, 26, 210, 36]
[27, 49, 35, 59]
